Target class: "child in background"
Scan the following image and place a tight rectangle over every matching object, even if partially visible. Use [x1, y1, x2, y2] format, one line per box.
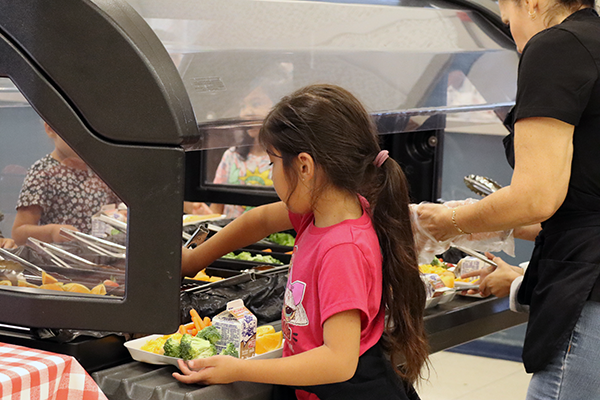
[12, 122, 121, 245]
[178, 84, 427, 399]
[210, 86, 274, 218]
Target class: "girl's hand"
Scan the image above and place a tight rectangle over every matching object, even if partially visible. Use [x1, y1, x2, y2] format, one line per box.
[173, 356, 243, 385]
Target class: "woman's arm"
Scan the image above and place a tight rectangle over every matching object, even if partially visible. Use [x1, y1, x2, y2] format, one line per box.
[181, 201, 293, 277]
[418, 117, 574, 240]
[12, 206, 78, 245]
[513, 224, 542, 241]
[173, 309, 361, 386]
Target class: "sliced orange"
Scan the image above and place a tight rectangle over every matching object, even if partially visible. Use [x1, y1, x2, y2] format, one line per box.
[255, 331, 283, 355]
[91, 283, 107, 295]
[62, 283, 92, 294]
[17, 280, 39, 288]
[40, 283, 65, 291]
[0, 280, 12, 286]
[42, 271, 58, 285]
[257, 325, 276, 337]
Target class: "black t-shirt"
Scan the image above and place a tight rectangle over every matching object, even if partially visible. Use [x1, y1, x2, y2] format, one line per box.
[505, 8, 600, 215]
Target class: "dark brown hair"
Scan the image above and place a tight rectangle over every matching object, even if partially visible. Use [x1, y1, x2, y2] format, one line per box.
[259, 84, 428, 383]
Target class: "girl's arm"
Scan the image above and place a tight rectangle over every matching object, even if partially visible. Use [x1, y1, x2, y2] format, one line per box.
[418, 117, 574, 240]
[173, 309, 361, 386]
[12, 206, 78, 245]
[181, 201, 292, 277]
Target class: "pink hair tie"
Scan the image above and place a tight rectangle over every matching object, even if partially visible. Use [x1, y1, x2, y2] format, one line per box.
[373, 150, 389, 168]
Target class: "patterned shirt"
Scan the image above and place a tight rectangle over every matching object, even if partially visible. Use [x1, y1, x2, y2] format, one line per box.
[213, 147, 272, 218]
[17, 154, 120, 233]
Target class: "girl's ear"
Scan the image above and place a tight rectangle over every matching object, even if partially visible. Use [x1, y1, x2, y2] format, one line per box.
[296, 152, 315, 182]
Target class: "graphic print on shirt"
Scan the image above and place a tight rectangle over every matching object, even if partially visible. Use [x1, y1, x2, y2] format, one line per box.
[281, 247, 308, 353]
[228, 165, 273, 186]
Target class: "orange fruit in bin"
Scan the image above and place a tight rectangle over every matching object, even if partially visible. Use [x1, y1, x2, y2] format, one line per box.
[256, 330, 283, 355]
[40, 283, 65, 291]
[91, 283, 107, 295]
[42, 271, 58, 285]
[62, 283, 92, 294]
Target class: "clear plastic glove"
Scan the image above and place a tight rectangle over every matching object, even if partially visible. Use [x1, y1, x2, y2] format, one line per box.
[411, 199, 514, 265]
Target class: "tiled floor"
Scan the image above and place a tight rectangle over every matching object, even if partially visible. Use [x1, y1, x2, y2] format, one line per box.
[416, 351, 531, 400]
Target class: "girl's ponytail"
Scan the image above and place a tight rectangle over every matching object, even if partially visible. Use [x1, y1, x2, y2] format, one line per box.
[365, 156, 429, 384]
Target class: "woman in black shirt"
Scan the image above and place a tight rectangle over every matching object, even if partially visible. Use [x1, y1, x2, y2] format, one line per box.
[418, 1, 600, 399]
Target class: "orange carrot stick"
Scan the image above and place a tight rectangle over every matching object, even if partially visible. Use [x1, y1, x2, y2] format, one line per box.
[190, 309, 204, 331]
[203, 316, 211, 327]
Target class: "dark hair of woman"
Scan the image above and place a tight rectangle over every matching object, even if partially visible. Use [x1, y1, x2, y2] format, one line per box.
[259, 83, 429, 383]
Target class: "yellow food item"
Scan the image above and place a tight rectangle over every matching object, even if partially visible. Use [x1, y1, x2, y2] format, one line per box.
[42, 271, 58, 285]
[419, 264, 449, 276]
[192, 269, 224, 282]
[62, 283, 92, 294]
[257, 325, 276, 337]
[440, 274, 455, 288]
[91, 283, 107, 295]
[140, 332, 183, 355]
[40, 283, 65, 291]
[0, 280, 12, 286]
[256, 330, 283, 355]
[141, 336, 168, 355]
[17, 280, 39, 288]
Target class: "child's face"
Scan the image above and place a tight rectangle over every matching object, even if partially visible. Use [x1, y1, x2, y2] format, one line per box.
[268, 148, 312, 214]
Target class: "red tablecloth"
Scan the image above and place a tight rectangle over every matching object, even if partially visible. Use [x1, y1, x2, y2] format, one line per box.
[0, 343, 108, 400]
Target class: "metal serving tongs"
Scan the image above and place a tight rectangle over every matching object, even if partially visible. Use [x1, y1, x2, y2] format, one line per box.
[59, 228, 126, 258]
[451, 244, 498, 268]
[26, 237, 99, 269]
[463, 174, 502, 197]
[0, 247, 46, 277]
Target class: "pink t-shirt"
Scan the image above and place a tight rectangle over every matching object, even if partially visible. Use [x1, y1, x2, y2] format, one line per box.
[282, 197, 384, 400]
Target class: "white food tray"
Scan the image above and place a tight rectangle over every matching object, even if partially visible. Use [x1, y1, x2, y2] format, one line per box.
[124, 334, 283, 369]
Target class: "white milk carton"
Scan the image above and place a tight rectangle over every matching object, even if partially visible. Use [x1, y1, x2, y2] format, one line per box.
[213, 299, 257, 359]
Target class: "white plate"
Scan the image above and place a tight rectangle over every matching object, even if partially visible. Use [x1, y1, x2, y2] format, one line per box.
[124, 334, 283, 369]
[425, 297, 441, 309]
[454, 281, 479, 290]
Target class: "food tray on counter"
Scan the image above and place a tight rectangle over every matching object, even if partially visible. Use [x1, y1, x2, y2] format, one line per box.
[211, 249, 291, 271]
[124, 334, 283, 368]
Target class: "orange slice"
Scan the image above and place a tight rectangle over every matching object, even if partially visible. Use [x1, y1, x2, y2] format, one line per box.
[0, 280, 12, 286]
[40, 283, 65, 291]
[62, 283, 92, 294]
[91, 283, 107, 295]
[42, 271, 58, 284]
[257, 325, 276, 337]
[256, 331, 283, 355]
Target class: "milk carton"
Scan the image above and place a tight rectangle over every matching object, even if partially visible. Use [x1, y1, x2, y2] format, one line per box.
[213, 299, 257, 359]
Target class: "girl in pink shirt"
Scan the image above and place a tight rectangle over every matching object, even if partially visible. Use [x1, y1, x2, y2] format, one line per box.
[179, 84, 428, 399]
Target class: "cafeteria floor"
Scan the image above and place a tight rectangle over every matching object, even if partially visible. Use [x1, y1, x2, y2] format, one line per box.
[416, 324, 530, 399]
[416, 350, 531, 400]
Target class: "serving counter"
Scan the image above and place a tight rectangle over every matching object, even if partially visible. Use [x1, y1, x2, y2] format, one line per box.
[91, 296, 528, 400]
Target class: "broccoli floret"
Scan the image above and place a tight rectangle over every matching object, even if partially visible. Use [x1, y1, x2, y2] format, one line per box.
[222, 252, 236, 259]
[196, 325, 221, 345]
[219, 343, 239, 358]
[163, 336, 181, 358]
[180, 333, 217, 361]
